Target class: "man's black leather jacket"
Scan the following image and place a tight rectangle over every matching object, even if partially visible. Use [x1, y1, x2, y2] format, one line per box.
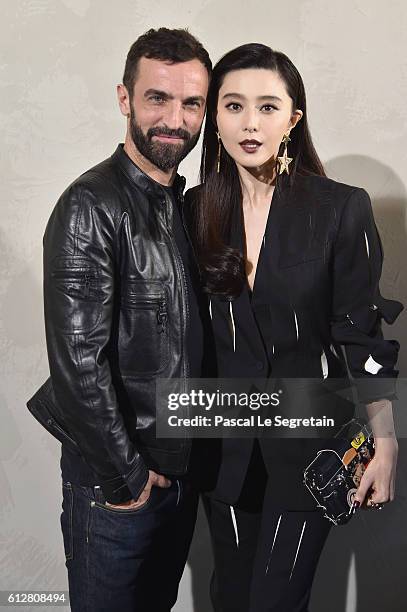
[27, 144, 194, 504]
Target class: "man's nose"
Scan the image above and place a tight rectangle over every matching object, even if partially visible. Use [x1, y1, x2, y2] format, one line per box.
[164, 101, 185, 130]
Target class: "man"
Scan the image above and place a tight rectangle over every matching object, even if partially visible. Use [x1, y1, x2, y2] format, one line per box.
[27, 27, 211, 611]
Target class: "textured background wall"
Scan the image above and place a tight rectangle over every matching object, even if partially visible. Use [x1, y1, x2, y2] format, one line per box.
[1, 1, 407, 611]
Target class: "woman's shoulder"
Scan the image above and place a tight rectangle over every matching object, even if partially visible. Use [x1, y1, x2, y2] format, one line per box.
[183, 184, 205, 226]
[185, 176, 369, 214]
[292, 173, 366, 207]
[184, 183, 203, 202]
[182, 184, 203, 230]
[290, 175, 374, 236]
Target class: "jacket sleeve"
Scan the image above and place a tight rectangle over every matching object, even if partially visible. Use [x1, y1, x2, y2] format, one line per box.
[330, 187, 403, 404]
[43, 183, 149, 503]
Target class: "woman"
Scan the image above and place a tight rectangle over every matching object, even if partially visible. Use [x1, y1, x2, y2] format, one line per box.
[184, 44, 402, 612]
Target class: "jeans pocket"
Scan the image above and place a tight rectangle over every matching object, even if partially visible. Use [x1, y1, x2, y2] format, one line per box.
[61, 481, 74, 560]
[91, 485, 153, 515]
[88, 480, 182, 517]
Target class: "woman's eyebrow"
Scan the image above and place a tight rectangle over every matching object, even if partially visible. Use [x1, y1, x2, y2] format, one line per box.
[257, 95, 283, 102]
[221, 93, 283, 102]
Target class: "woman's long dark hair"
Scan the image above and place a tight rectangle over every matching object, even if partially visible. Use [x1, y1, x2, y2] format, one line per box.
[192, 43, 326, 299]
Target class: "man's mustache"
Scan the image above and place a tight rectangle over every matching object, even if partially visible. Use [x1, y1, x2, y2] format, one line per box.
[147, 127, 191, 141]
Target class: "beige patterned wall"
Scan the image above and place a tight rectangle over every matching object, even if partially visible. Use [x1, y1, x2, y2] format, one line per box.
[1, 1, 406, 611]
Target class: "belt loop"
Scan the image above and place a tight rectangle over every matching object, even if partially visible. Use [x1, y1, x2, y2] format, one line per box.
[93, 485, 103, 503]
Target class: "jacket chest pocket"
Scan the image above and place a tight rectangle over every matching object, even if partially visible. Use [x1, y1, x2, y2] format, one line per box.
[119, 280, 170, 377]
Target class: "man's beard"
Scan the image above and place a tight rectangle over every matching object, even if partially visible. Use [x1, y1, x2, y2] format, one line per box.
[129, 108, 201, 172]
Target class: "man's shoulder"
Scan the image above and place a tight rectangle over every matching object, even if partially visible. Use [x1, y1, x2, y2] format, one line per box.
[65, 155, 124, 201]
[52, 153, 130, 225]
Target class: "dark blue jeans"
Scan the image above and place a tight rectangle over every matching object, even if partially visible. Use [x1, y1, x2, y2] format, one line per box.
[61, 477, 198, 612]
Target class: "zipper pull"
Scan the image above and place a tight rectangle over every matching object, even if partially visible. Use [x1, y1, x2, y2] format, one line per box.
[84, 274, 91, 297]
[157, 299, 167, 333]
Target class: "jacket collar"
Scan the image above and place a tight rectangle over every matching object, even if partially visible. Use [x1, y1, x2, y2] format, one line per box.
[112, 143, 186, 201]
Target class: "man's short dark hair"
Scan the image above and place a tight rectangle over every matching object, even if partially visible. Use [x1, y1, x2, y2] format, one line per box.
[123, 27, 212, 96]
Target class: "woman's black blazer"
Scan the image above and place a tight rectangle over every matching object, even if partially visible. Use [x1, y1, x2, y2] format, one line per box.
[184, 173, 403, 509]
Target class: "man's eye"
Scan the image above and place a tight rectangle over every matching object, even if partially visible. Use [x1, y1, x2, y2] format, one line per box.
[186, 101, 201, 109]
[225, 103, 242, 112]
[149, 95, 164, 103]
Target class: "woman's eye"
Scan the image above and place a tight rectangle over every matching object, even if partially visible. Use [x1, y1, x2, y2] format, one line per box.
[225, 102, 278, 112]
[225, 102, 242, 112]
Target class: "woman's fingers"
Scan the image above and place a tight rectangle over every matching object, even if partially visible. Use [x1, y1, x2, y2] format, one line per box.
[354, 469, 374, 506]
[354, 445, 398, 509]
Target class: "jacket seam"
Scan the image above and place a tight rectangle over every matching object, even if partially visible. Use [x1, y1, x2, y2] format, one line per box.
[73, 188, 84, 255]
[331, 186, 360, 249]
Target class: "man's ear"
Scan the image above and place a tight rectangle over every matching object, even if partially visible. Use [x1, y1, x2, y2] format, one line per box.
[117, 84, 131, 117]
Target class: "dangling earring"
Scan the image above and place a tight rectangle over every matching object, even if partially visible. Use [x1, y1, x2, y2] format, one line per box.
[216, 131, 222, 173]
[277, 131, 293, 175]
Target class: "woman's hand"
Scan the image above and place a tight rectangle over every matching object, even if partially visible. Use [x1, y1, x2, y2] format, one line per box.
[354, 437, 398, 508]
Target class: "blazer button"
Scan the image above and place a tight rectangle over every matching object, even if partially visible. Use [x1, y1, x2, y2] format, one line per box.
[255, 361, 264, 371]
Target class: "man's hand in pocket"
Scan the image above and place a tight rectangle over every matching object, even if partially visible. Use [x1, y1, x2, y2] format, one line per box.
[105, 470, 172, 510]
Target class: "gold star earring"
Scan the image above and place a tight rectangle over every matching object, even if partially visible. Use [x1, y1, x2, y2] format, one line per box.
[277, 131, 293, 175]
[216, 131, 222, 173]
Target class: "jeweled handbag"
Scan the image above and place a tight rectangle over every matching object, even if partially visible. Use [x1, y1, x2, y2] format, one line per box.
[303, 419, 375, 525]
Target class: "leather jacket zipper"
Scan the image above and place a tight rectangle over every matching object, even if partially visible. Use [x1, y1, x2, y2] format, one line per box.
[123, 294, 168, 334]
[179, 192, 203, 282]
[52, 269, 97, 299]
[163, 191, 191, 469]
[163, 192, 190, 378]
[157, 299, 168, 334]
[84, 273, 91, 297]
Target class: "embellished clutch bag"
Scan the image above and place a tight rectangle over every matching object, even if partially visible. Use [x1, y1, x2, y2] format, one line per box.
[303, 419, 375, 525]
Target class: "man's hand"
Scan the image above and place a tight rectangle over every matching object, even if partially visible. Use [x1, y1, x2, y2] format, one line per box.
[105, 470, 171, 510]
